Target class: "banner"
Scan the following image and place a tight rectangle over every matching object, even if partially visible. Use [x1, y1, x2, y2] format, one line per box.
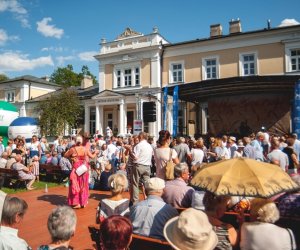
[293, 80, 300, 137]
[172, 86, 179, 138]
[163, 87, 168, 130]
[133, 120, 143, 135]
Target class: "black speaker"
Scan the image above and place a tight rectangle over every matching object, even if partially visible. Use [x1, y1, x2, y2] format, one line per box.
[143, 102, 156, 122]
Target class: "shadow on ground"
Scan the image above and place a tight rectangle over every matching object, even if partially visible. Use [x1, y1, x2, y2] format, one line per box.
[37, 194, 68, 205]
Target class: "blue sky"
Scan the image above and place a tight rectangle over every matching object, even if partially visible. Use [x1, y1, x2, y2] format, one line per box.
[0, 0, 299, 80]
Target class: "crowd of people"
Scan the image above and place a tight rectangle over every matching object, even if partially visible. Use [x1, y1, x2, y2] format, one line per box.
[0, 127, 299, 249]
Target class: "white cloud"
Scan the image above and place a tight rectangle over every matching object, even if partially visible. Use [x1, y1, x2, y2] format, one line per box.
[78, 51, 98, 61]
[0, 29, 19, 46]
[0, 0, 30, 28]
[56, 56, 74, 66]
[0, 51, 53, 71]
[41, 46, 64, 52]
[37, 17, 64, 39]
[279, 18, 300, 27]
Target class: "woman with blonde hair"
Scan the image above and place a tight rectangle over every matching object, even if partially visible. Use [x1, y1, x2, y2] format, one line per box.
[240, 198, 296, 250]
[64, 135, 98, 209]
[96, 173, 130, 224]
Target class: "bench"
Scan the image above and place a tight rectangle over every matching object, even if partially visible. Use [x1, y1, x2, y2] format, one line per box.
[130, 234, 172, 250]
[39, 164, 66, 183]
[0, 168, 27, 189]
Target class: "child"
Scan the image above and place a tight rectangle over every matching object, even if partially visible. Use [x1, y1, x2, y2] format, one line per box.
[89, 161, 101, 190]
[99, 161, 112, 191]
[31, 155, 40, 182]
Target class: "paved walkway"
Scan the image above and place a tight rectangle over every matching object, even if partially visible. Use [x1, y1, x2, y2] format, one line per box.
[14, 186, 122, 250]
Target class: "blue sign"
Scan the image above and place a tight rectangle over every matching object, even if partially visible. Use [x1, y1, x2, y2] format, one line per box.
[293, 80, 300, 137]
[173, 86, 179, 138]
[163, 87, 168, 130]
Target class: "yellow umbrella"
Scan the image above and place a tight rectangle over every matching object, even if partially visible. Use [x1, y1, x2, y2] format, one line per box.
[190, 158, 299, 198]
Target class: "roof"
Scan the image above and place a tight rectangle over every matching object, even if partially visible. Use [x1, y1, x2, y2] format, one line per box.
[163, 24, 300, 48]
[163, 75, 300, 103]
[0, 75, 59, 87]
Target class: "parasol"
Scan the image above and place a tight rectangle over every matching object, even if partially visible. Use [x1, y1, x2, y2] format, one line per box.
[190, 158, 299, 198]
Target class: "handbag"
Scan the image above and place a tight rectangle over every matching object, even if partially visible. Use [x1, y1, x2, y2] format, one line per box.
[165, 148, 175, 180]
[75, 163, 88, 176]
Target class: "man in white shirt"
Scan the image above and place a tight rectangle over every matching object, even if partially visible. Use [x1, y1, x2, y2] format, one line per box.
[0, 152, 8, 168]
[106, 139, 119, 172]
[267, 139, 289, 172]
[132, 132, 153, 204]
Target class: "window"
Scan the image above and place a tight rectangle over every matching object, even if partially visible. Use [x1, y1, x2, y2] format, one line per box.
[171, 63, 183, 83]
[114, 64, 141, 88]
[5, 91, 15, 103]
[239, 52, 257, 76]
[135, 68, 140, 86]
[124, 69, 132, 86]
[117, 70, 121, 87]
[202, 56, 219, 80]
[291, 49, 300, 71]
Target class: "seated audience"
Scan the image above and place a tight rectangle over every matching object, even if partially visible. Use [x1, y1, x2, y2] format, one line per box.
[99, 215, 133, 250]
[129, 177, 178, 239]
[12, 155, 35, 190]
[164, 208, 218, 250]
[6, 153, 16, 169]
[96, 173, 129, 224]
[51, 151, 59, 166]
[192, 190, 206, 210]
[99, 162, 112, 191]
[240, 198, 296, 250]
[38, 206, 77, 250]
[275, 174, 300, 218]
[59, 151, 72, 181]
[0, 152, 8, 168]
[0, 195, 31, 250]
[162, 163, 194, 208]
[89, 161, 101, 190]
[203, 192, 238, 249]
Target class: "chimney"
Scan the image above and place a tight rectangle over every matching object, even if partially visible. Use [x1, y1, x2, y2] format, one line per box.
[210, 24, 222, 37]
[229, 19, 242, 34]
[81, 75, 93, 89]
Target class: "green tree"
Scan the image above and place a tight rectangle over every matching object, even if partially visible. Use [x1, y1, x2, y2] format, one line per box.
[36, 88, 83, 136]
[0, 74, 9, 82]
[50, 64, 81, 87]
[50, 65, 97, 87]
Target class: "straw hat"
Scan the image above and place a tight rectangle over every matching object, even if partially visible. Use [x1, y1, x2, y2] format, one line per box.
[163, 208, 218, 250]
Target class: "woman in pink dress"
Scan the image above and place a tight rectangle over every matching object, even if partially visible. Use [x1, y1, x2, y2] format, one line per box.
[65, 135, 98, 209]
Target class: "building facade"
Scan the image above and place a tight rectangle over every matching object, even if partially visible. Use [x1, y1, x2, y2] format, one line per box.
[82, 27, 169, 137]
[0, 75, 60, 117]
[162, 21, 300, 136]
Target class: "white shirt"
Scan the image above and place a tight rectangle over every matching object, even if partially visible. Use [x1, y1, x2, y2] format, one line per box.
[191, 148, 204, 165]
[134, 139, 153, 165]
[240, 222, 296, 250]
[107, 143, 118, 160]
[0, 226, 31, 250]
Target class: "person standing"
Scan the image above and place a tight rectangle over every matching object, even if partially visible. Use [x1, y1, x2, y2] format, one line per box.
[132, 132, 153, 205]
[64, 135, 98, 209]
[173, 137, 192, 164]
[153, 130, 179, 180]
[267, 139, 289, 172]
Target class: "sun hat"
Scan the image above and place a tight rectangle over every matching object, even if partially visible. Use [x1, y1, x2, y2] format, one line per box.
[164, 208, 218, 250]
[237, 141, 245, 148]
[144, 177, 165, 192]
[229, 136, 236, 142]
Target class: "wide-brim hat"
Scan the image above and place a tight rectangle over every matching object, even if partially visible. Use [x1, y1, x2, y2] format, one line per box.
[163, 208, 218, 250]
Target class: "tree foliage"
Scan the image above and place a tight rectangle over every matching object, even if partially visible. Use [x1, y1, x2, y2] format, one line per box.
[50, 64, 97, 87]
[0, 74, 9, 82]
[36, 88, 83, 136]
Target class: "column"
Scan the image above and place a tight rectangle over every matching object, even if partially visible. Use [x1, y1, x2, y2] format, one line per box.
[95, 105, 100, 132]
[119, 99, 125, 135]
[84, 106, 90, 133]
[156, 93, 162, 135]
[99, 105, 104, 135]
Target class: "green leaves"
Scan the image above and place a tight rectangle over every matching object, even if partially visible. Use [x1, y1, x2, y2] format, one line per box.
[50, 64, 97, 87]
[37, 88, 83, 136]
